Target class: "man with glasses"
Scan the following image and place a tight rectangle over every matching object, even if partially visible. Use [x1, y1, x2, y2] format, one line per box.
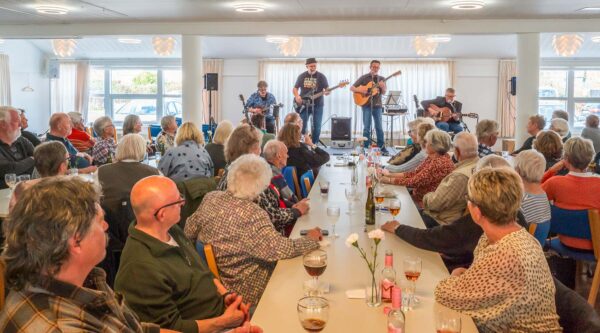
[245, 80, 278, 133]
[33, 141, 70, 177]
[115, 175, 261, 333]
[421, 88, 464, 133]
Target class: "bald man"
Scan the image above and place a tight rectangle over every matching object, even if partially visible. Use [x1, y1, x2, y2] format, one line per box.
[45, 112, 96, 174]
[114, 176, 261, 333]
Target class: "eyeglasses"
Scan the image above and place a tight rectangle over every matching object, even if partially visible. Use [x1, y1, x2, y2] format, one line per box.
[153, 195, 186, 219]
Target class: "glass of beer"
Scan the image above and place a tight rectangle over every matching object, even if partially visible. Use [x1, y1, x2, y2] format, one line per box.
[303, 249, 327, 296]
[388, 199, 401, 222]
[298, 296, 329, 332]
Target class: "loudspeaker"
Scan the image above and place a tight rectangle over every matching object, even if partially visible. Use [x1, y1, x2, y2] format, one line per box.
[510, 76, 517, 96]
[47, 60, 60, 79]
[331, 117, 351, 141]
[204, 73, 218, 91]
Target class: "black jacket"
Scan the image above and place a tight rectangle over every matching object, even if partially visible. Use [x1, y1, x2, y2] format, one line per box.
[0, 136, 35, 188]
[286, 142, 330, 177]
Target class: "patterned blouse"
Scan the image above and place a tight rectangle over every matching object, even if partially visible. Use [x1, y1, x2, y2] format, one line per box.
[158, 140, 214, 182]
[435, 229, 562, 333]
[92, 137, 117, 165]
[184, 190, 319, 305]
[155, 131, 175, 155]
[478, 143, 494, 158]
[387, 153, 455, 203]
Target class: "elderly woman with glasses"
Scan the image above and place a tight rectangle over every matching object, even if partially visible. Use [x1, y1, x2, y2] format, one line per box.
[91, 116, 117, 165]
[156, 115, 178, 155]
[435, 168, 561, 332]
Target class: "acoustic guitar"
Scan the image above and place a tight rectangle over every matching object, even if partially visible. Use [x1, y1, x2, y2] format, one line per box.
[427, 105, 455, 122]
[294, 80, 349, 113]
[352, 70, 402, 106]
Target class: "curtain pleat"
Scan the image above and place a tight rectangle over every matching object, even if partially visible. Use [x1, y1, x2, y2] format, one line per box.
[0, 54, 12, 105]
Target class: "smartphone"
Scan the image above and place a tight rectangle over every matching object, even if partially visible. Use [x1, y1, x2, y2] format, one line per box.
[300, 229, 329, 236]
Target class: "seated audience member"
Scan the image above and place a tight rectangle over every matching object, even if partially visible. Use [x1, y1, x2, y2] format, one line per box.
[263, 140, 301, 206]
[475, 119, 499, 157]
[67, 112, 95, 153]
[386, 118, 433, 170]
[278, 123, 330, 178]
[0, 177, 164, 332]
[123, 114, 143, 136]
[91, 116, 117, 165]
[381, 155, 523, 271]
[386, 122, 435, 173]
[33, 141, 69, 177]
[582, 114, 600, 153]
[514, 150, 551, 225]
[533, 130, 563, 170]
[434, 168, 561, 332]
[158, 122, 213, 182]
[552, 109, 569, 122]
[217, 124, 263, 190]
[284, 112, 303, 128]
[381, 129, 454, 204]
[185, 154, 321, 305]
[18, 109, 41, 147]
[115, 175, 261, 333]
[0, 106, 35, 188]
[513, 114, 545, 155]
[251, 113, 275, 148]
[205, 120, 233, 176]
[542, 137, 600, 250]
[156, 115, 178, 155]
[46, 112, 96, 173]
[420, 132, 479, 227]
[550, 118, 570, 143]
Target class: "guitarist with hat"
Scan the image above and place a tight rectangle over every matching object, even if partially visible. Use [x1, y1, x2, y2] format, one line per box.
[421, 88, 464, 133]
[293, 58, 330, 146]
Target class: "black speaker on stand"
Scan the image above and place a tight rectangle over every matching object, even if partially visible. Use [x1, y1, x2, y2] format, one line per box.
[331, 117, 353, 148]
[203, 73, 218, 142]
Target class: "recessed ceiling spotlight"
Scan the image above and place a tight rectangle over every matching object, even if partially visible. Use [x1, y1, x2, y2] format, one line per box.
[591, 35, 600, 43]
[233, 3, 266, 12]
[578, 7, 600, 12]
[265, 35, 289, 44]
[426, 34, 452, 43]
[34, 5, 70, 15]
[450, 1, 485, 10]
[118, 38, 142, 44]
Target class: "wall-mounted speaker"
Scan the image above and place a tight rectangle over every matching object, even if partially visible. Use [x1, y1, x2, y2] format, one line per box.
[204, 73, 218, 91]
[510, 76, 517, 96]
[47, 60, 59, 79]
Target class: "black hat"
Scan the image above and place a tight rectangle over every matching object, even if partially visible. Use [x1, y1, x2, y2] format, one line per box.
[305, 58, 318, 65]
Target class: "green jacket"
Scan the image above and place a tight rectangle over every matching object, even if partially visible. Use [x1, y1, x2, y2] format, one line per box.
[114, 223, 224, 333]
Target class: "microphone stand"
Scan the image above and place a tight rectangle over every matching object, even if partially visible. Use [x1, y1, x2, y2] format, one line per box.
[367, 74, 377, 149]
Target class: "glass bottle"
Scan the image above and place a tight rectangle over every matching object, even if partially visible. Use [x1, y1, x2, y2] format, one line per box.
[380, 250, 396, 303]
[351, 164, 358, 185]
[365, 179, 375, 225]
[387, 286, 405, 333]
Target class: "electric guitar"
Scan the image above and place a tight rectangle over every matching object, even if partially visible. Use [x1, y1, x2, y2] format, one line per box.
[294, 80, 350, 113]
[352, 70, 402, 106]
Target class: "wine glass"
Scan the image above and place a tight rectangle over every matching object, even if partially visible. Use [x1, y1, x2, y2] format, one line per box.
[5, 173, 17, 196]
[404, 257, 422, 305]
[297, 296, 329, 332]
[303, 249, 327, 296]
[388, 199, 401, 222]
[17, 175, 31, 183]
[345, 185, 358, 214]
[326, 206, 340, 239]
[435, 308, 462, 333]
[374, 186, 385, 215]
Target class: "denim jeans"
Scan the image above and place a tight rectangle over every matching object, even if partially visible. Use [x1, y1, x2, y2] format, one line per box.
[436, 121, 463, 133]
[300, 104, 324, 144]
[362, 105, 384, 148]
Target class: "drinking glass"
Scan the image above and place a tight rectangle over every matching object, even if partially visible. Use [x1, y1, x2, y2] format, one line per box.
[403, 257, 422, 305]
[345, 185, 358, 214]
[399, 278, 415, 312]
[319, 181, 330, 197]
[297, 296, 329, 332]
[326, 206, 340, 239]
[388, 199, 401, 222]
[435, 308, 462, 333]
[68, 168, 79, 176]
[374, 186, 385, 215]
[155, 151, 162, 162]
[17, 175, 31, 183]
[5, 173, 17, 190]
[303, 249, 327, 296]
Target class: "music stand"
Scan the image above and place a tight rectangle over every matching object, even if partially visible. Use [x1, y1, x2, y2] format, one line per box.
[382, 91, 408, 146]
[384, 91, 403, 109]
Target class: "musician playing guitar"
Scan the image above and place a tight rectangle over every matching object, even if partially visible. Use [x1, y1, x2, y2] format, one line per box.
[245, 80, 278, 133]
[350, 60, 388, 152]
[421, 88, 464, 133]
[293, 58, 329, 146]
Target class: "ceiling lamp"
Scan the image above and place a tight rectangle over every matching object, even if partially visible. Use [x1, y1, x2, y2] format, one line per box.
[591, 35, 600, 43]
[552, 34, 583, 57]
[35, 5, 70, 15]
[278, 37, 302, 57]
[233, 3, 266, 12]
[52, 39, 77, 57]
[118, 38, 142, 44]
[426, 34, 452, 43]
[152, 37, 177, 56]
[266, 35, 290, 44]
[451, 1, 485, 10]
[413, 36, 438, 57]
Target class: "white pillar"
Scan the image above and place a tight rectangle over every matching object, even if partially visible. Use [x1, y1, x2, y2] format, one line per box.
[515, 33, 540, 146]
[182, 35, 204, 126]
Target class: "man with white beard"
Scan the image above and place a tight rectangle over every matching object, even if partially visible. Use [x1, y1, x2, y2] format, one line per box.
[0, 106, 34, 189]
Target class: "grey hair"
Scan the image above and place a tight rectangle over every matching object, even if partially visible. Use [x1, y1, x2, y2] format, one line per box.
[226, 154, 272, 201]
[476, 119, 499, 141]
[123, 114, 141, 135]
[93, 116, 113, 138]
[550, 118, 569, 138]
[476, 154, 510, 171]
[514, 150, 546, 183]
[453, 132, 479, 159]
[115, 134, 147, 162]
[424, 129, 452, 154]
[263, 140, 284, 162]
[563, 137, 595, 170]
[0, 106, 18, 124]
[213, 120, 234, 145]
[160, 115, 176, 131]
[67, 112, 84, 125]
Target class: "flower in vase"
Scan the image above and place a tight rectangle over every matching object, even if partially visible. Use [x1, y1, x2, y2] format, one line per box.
[367, 229, 385, 243]
[345, 233, 359, 248]
[367, 166, 376, 176]
[355, 136, 368, 142]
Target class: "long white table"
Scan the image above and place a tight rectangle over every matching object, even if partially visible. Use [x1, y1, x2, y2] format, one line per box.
[253, 163, 477, 332]
[0, 188, 10, 218]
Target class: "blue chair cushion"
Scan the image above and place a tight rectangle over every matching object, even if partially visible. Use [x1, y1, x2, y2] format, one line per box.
[548, 238, 596, 262]
[195, 240, 208, 264]
[149, 124, 162, 138]
[550, 206, 592, 239]
[532, 220, 551, 247]
[282, 166, 296, 195]
[299, 170, 314, 198]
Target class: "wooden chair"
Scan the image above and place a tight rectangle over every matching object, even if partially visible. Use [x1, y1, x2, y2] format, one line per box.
[528, 220, 551, 247]
[195, 240, 220, 279]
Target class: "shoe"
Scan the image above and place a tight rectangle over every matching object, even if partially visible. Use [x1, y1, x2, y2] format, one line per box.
[381, 147, 390, 156]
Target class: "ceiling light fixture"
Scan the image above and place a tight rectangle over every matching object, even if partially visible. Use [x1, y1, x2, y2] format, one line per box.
[52, 39, 77, 57]
[591, 35, 600, 43]
[450, 1, 485, 10]
[152, 37, 177, 56]
[233, 3, 266, 12]
[278, 37, 303, 57]
[118, 38, 142, 44]
[35, 5, 70, 15]
[578, 7, 600, 12]
[413, 36, 438, 57]
[426, 34, 452, 43]
[552, 34, 583, 57]
[266, 35, 289, 44]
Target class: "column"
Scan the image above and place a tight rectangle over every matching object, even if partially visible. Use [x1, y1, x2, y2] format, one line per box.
[515, 33, 540, 146]
[182, 35, 204, 126]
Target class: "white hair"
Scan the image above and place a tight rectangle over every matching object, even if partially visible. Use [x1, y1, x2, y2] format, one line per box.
[93, 116, 113, 137]
[550, 118, 569, 138]
[453, 132, 479, 159]
[226, 154, 272, 201]
[67, 112, 84, 125]
[115, 134, 147, 162]
[160, 115, 176, 131]
[0, 106, 17, 124]
[263, 140, 284, 163]
[514, 150, 546, 183]
[476, 154, 510, 171]
[476, 119, 499, 141]
[424, 129, 452, 154]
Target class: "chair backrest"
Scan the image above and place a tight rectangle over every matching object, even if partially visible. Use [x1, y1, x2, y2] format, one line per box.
[282, 166, 297, 197]
[299, 170, 314, 198]
[149, 124, 162, 139]
[528, 220, 551, 247]
[204, 243, 220, 279]
[550, 205, 600, 258]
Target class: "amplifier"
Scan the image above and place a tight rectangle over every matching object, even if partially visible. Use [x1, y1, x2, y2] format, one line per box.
[331, 117, 351, 141]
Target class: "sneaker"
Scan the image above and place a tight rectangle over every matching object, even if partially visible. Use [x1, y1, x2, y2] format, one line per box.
[380, 147, 390, 156]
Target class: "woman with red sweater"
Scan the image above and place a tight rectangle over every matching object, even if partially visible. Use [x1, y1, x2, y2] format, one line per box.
[542, 137, 600, 250]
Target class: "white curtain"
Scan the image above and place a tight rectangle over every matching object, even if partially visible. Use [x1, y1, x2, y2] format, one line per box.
[203, 59, 224, 123]
[76, 61, 90, 119]
[260, 59, 452, 136]
[0, 54, 11, 105]
[51, 63, 77, 114]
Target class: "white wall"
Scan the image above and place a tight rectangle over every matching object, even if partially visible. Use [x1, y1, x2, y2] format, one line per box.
[0, 40, 50, 133]
[221, 59, 259, 124]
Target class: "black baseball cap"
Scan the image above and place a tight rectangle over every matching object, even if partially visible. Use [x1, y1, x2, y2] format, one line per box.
[305, 58, 318, 65]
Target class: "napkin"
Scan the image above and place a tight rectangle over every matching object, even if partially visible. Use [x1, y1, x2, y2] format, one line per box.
[345, 289, 366, 299]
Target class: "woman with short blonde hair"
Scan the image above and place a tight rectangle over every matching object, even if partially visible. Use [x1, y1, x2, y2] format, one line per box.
[533, 130, 563, 170]
[225, 124, 262, 164]
[175, 122, 204, 146]
[205, 120, 234, 176]
[158, 122, 213, 182]
[115, 134, 147, 162]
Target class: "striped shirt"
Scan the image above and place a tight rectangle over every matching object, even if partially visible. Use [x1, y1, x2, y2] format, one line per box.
[385, 150, 426, 173]
[520, 192, 551, 225]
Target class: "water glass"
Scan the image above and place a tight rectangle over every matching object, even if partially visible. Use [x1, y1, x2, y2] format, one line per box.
[17, 175, 31, 183]
[436, 308, 462, 333]
[68, 168, 79, 176]
[326, 206, 340, 238]
[297, 297, 329, 332]
[155, 151, 162, 162]
[5, 173, 17, 191]
[399, 279, 415, 312]
[345, 186, 358, 214]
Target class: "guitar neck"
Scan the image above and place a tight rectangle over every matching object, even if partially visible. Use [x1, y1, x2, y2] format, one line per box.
[308, 85, 342, 99]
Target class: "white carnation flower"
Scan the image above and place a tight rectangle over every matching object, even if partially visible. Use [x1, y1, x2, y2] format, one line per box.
[367, 229, 385, 240]
[345, 233, 359, 248]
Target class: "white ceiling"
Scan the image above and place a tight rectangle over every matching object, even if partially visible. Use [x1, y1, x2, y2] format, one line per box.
[1, 0, 600, 24]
